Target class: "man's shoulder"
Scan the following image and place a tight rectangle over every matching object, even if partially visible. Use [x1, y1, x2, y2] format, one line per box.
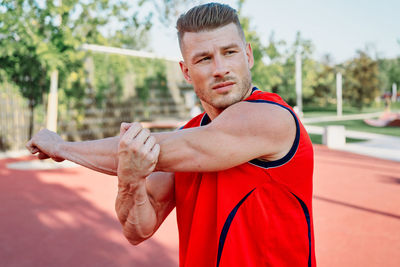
[181, 112, 208, 129]
[244, 89, 288, 107]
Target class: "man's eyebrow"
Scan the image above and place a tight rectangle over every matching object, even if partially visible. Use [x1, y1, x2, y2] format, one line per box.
[191, 43, 241, 62]
[192, 51, 210, 61]
[221, 43, 240, 50]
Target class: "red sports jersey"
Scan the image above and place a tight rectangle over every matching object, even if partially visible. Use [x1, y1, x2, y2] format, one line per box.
[175, 88, 316, 267]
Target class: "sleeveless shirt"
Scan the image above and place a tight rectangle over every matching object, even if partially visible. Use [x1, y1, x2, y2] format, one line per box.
[175, 88, 316, 267]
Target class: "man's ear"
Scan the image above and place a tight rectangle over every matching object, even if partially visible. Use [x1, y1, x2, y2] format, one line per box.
[246, 43, 254, 69]
[179, 61, 192, 83]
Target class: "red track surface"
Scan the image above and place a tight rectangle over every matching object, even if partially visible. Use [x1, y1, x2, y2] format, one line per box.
[1, 145, 399, 267]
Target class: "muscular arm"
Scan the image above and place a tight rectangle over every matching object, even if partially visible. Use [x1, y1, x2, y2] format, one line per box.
[26, 131, 120, 175]
[115, 125, 174, 245]
[59, 137, 119, 175]
[155, 101, 296, 172]
[27, 101, 295, 174]
[114, 102, 295, 245]
[115, 172, 175, 244]
[27, 102, 295, 245]
[25, 129, 169, 175]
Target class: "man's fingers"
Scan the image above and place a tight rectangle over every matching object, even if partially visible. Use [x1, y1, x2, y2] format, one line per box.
[120, 122, 134, 136]
[38, 152, 50, 160]
[28, 146, 39, 154]
[133, 128, 151, 147]
[142, 136, 156, 152]
[149, 143, 160, 159]
[120, 123, 142, 145]
[53, 157, 65, 162]
[26, 140, 37, 154]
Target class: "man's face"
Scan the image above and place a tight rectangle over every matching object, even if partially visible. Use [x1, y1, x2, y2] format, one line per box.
[179, 23, 254, 112]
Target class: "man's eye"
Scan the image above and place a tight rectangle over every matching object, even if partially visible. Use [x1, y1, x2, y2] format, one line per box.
[198, 57, 211, 63]
[225, 50, 236, 55]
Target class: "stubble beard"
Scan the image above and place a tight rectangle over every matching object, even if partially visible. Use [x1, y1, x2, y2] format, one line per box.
[195, 72, 252, 110]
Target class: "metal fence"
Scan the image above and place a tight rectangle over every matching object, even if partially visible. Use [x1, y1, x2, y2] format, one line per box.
[0, 87, 33, 151]
[0, 86, 190, 152]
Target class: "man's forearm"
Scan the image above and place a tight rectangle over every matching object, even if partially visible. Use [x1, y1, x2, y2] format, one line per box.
[57, 137, 119, 175]
[55, 130, 173, 175]
[116, 180, 157, 244]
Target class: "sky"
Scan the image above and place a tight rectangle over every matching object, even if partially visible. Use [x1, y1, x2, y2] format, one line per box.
[149, 0, 400, 63]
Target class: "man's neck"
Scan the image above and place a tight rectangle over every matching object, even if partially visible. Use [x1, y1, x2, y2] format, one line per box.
[200, 101, 223, 121]
[201, 84, 254, 120]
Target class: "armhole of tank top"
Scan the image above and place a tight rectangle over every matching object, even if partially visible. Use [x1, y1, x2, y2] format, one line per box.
[244, 99, 300, 170]
[200, 112, 211, 126]
[179, 112, 208, 130]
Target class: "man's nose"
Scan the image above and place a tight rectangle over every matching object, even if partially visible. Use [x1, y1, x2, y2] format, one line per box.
[212, 56, 229, 77]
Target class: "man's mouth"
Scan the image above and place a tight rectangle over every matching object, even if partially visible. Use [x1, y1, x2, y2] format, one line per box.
[212, 81, 235, 90]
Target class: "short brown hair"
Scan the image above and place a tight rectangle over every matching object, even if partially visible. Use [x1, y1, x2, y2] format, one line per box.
[176, 2, 245, 50]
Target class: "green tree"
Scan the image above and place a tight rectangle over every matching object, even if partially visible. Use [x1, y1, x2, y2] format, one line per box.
[260, 33, 286, 94]
[237, 0, 318, 106]
[265, 31, 316, 106]
[237, 0, 270, 91]
[0, 0, 187, 138]
[343, 51, 380, 110]
[378, 57, 400, 95]
[310, 54, 336, 106]
[283, 32, 316, 106]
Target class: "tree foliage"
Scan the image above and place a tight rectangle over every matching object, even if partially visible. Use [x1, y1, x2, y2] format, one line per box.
[378, 57, 400, 94]
[343, 51, 380, 110]
[310, 55, 336, 106]
[236, 0, 396, 110]
[0, 0, 188, 137]
[1, 0, 398, 139]
[238, 6, 317, 106]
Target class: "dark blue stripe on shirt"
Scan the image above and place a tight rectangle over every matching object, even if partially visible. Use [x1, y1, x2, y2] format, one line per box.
[291, 193, 312, 267]
[216, 188, 256, 267]
[200, 113, 211, 126]
[245, 99, 300, 169]
[201, 87, 258, 127]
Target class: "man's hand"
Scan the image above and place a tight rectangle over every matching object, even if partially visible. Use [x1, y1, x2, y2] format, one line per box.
[26, 129, 65, 162]
[116, 123, 162, 242]
[118, 122, 160, 186]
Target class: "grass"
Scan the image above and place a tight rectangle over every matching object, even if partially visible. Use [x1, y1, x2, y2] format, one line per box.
[303, 103, 400, 118]
[309, 133, 366, 145]
[303, 106, 377, 118]
[303, 103, 400, 138]
[308, 120, 400, 137]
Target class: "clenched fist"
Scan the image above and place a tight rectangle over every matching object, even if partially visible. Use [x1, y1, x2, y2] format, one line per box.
[26, 129, 65, 162]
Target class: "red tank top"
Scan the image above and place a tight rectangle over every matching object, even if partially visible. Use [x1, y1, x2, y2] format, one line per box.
[175, 88, 316, 267]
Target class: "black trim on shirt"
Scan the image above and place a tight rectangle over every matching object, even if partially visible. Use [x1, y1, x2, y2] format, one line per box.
[245, 99, 300, 169]
[200, 113, 211, 126]
[200, 87, 259, 127]
[251, 86, 259, 94]
[291, 193, 312, 267]
[216, 188, 256, 267]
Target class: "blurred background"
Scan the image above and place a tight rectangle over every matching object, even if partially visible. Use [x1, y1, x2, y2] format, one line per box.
[0, 1, 399, 266]
[1, 0, 399, 150]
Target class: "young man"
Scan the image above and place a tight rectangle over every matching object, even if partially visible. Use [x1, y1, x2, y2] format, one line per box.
[27, 3, 315, 267]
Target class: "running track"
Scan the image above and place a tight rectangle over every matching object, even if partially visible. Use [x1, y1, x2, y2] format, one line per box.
[1, 145, 399, 267]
